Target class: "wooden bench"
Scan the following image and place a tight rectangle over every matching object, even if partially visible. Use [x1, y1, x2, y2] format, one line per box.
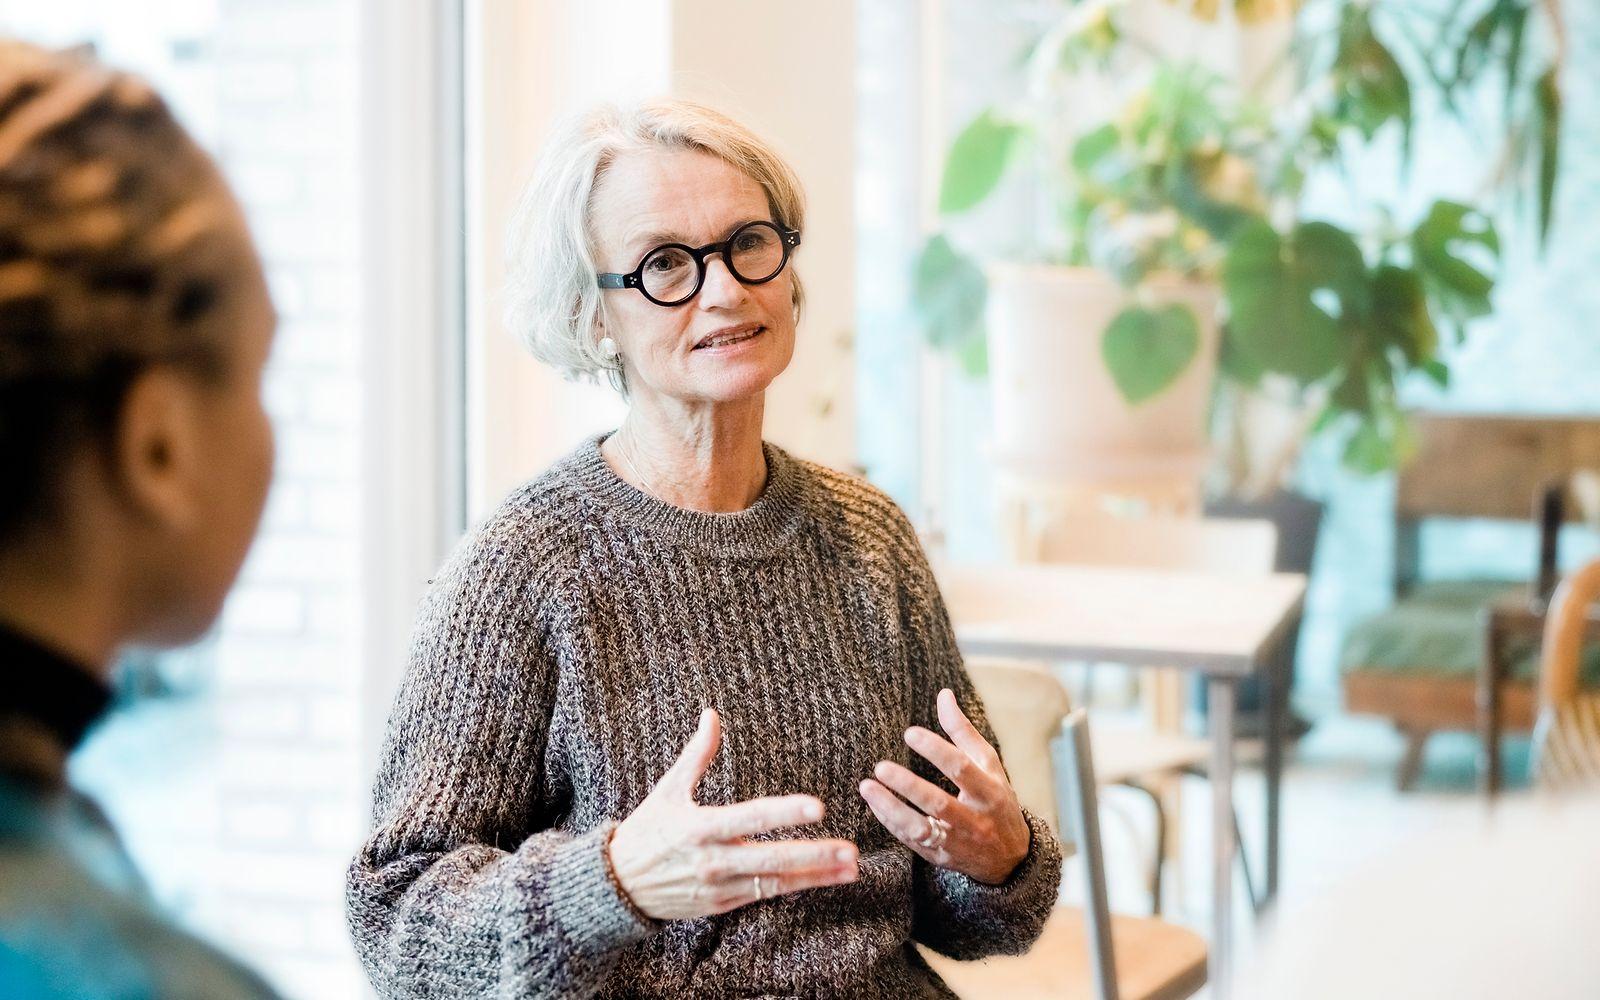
[1339, 412, 1600, 790]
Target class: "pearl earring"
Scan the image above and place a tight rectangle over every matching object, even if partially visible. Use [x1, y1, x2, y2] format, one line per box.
[599, 336, 619, 359]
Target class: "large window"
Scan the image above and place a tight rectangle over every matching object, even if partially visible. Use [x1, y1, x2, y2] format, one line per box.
[0, 3, 460, 996]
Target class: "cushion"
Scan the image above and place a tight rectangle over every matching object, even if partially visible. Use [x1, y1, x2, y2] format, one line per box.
[1341, 579, 1600, 686]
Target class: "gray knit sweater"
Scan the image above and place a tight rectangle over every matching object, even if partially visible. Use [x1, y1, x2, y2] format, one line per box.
[346, 433, 1062, 999]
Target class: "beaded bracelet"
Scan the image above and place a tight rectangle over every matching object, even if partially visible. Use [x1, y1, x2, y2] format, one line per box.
[602, 823, 657, 926]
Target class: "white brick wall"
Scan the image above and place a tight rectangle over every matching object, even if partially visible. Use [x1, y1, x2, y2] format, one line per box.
[202, 1, 367, 993]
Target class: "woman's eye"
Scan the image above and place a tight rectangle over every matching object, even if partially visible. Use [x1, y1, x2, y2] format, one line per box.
[646, 252, 687, 273]
[735, 233, 768, 251]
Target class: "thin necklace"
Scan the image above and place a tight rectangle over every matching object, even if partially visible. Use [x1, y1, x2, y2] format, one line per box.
[615, 435, 662, 500]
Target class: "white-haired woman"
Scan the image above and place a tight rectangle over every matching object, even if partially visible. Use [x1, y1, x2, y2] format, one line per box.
[346, 99, 1061, 999]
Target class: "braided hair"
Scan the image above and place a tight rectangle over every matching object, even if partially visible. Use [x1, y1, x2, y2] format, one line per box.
[0, 40, 250, 546]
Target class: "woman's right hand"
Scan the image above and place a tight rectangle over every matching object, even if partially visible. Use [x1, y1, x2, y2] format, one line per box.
[606, 708, 860, 921]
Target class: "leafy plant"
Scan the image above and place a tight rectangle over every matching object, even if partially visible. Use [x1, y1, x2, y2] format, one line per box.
[914, 0, 1565, 474]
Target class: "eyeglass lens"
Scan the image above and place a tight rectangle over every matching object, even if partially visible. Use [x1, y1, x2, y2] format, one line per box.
[639, 222, 787, 304]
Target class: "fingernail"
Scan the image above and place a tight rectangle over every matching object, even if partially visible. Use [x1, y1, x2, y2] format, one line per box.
[803, 800, 823, 821]
[835, 847, 854, 863]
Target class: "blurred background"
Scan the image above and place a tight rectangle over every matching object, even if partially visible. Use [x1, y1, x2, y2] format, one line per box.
[1, 1, 1593, 996]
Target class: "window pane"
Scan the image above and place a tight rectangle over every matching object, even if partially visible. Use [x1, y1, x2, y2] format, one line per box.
[0, 3, 368, 996]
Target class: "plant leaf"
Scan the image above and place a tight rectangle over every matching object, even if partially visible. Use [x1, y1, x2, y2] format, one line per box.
[955, 331, 989, 377]
[1071, 123, 1120, 176]
[939, 110, 1023, 215]
[1534, 67, 1562, 250]
[1333, 5, 1412, 154]
[1411, 200, 1499, 330]
[1222, 218, 1358, 383]
[911, 234, 987, 353]
[1217, 323, 1265, 387]
[1294, 221, 1370, 317]
[1422, 358, 1450, 387]
[1502, 2, 1528, 122]
[1101, 304, 1201, 404]
[1342, 418, 1396, 474]
[1369, 263, 1438, 365]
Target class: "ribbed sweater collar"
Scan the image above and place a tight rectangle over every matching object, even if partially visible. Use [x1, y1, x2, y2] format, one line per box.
[565, 432, 811, 560]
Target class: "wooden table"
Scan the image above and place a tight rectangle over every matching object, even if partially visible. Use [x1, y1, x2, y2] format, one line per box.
[1478, 590, 1600, 796]
[935, 562, 1308, 1000]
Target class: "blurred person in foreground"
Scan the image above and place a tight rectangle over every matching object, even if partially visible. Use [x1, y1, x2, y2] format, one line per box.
[345, 98, 1061, 998]
[0, 40, 281, 999]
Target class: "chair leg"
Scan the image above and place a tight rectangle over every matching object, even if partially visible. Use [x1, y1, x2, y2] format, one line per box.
[1122, 780, 1166, 916]
[1234, 804, 1259, 912]
[1177, 765, 1263, 915]
[1396, 727, 1430, 792]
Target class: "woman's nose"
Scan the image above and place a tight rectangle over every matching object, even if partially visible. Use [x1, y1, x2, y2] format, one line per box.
[697, 253, 748, 307]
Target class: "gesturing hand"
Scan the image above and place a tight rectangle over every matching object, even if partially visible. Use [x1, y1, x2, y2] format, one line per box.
[858, 688, 1031, 886]
[607, 708, 860, 921]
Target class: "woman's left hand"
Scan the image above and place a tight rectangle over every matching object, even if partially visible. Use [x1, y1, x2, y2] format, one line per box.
[858, 688, 1032, 885]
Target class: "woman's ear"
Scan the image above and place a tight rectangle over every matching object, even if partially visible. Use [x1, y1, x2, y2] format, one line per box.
[110, 368, 205, 533]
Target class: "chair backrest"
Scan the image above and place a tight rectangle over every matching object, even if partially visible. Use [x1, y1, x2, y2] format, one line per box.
[1396, 413, 1600, 592]
[1540, 557, 1600, 709]
[966, 659, 1072, 838]
[1532, 557, 1600, 790]
[965, 660, 1120, 1000]
[1029, 513, 1278, 578]
[1062, 708, 1119, 1000]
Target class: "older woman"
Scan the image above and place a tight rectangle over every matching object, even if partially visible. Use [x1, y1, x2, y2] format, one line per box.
[346, 99, 1061, 998]
[0, 41, 280, 997]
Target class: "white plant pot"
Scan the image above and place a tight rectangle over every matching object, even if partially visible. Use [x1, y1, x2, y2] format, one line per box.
[984, 263, 1221, 484]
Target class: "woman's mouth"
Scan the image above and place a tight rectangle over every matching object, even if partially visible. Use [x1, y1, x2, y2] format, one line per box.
[693, 324, 764, 351]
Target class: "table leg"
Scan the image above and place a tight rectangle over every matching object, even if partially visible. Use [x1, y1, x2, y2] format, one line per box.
[1208, 677, 1237, 1000]
[1478, 615, 1504, 799]
[1262, 648, 1283, 909]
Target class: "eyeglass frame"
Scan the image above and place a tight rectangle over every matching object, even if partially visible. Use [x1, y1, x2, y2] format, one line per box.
[596, 220, 802, 307]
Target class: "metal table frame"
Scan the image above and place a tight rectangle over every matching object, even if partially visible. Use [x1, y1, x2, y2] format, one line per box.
[939, 564, 1307, 1000]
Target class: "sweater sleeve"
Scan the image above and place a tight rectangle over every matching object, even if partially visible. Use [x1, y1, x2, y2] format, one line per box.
[344, 509, 657, 999]
[892, 516, 1063, 960]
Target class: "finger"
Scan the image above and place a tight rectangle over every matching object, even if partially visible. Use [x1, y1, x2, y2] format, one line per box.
[872, 760, 967, 822]
[708, 863, 860, 914]
[937, 688, 1002, 771]
[693, 794, 825, 843]
[904, 725, 988, 797]
[660, 708, 720, 797]
[699, 838, 858, 879]
[858, 778, 940, 855]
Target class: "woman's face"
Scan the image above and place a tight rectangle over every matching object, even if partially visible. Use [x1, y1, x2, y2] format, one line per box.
[135, 206, 277, 646]
[591, 148, 797, 407]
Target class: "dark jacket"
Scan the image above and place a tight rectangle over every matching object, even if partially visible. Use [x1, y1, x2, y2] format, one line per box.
[0, 625, 281, 1000]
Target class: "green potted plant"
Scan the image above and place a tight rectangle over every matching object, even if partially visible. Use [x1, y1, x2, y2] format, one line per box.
[914, 0, 1566, 490]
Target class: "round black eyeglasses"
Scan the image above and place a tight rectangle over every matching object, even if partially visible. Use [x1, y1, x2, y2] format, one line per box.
[597, 220, 802, 307]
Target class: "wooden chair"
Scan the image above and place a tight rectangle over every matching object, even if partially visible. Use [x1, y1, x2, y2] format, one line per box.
[1340, 413, 1600, 789]
[920, 661, 1207, 1000]
[1028, 512, 1278, 913]
[1532, 556, 1600, 789]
